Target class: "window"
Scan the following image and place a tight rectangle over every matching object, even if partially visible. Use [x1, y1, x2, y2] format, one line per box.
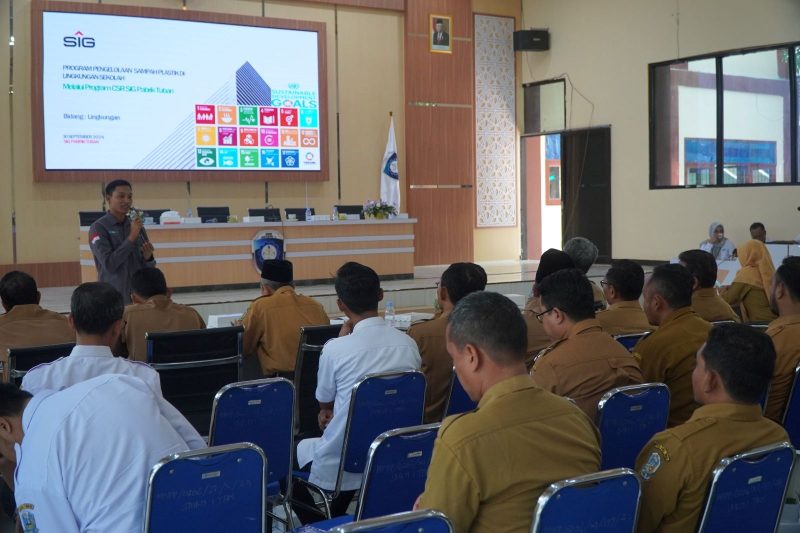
[545, 134, 561, 205]
[524, 80, 566, 135]
[650, 44, 797, 188]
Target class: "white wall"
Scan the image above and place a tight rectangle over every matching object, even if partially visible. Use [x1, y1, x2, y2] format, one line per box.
[522, 0, 800, 260]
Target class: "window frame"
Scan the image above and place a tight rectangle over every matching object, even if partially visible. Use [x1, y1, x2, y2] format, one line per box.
[648, 41, 799, 189]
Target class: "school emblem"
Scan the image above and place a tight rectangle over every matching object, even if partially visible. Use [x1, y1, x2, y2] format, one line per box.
[18, 503, 38, 532]
[640, 451, 662, 480]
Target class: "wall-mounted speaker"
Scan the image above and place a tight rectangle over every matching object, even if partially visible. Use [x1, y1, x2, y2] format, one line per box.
[514, 29, 550, 51]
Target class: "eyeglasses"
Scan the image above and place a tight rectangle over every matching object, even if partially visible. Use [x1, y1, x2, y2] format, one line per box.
[434, 281, 440, 288]
[535, 307, 554, 323]
[600, 280, 610, 287]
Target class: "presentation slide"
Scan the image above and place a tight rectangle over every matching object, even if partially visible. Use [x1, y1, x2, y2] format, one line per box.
[42, 11, 321, 172]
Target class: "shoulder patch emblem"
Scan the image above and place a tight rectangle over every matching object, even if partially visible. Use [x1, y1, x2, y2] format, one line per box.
[640, 451, 662, 480]
[18, 503, 38, 532]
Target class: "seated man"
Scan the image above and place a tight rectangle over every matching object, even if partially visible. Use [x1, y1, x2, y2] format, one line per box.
[764, 257, 800, 421]
[564, 237, 606, 310]
[0, 271, 74, 380]
[596, 259, 655, 335]
[120, 267, 206, 362]
[0, 375, 193, 532]
[634, 264, 712, 426]
[523, 249, 575, 366]
[678, 249, 739, 323]
[21, 282, 203, 449]
[242, 259, 329, 378]
[417, 292, 600, 532]
[636, 324, 787, 532]
[295, 262, 420, 521]
[408, 262, 487, 423]
[531, 269, 643, 419]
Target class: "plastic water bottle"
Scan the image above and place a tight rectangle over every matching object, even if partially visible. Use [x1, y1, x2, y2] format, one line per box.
[305, 206, 312, 221]
[384, 300, 395, 326]
[331, 205, 338, 221]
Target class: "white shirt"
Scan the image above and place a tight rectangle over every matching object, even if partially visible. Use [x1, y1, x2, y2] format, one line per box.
[14, 374, 191, 533]
[297, 316, 421, 490]
[699, 239, 736, 261]
[21, 344, 204, 450]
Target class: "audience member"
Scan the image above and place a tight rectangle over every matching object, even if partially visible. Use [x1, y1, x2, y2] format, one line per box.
[596, 259, 655, 335]
[531, 269, 643, 419]
[636, 324, 787, 532]
[523, 249, 575, 365]
[750, 221, 767, 243]
[699, 222, 735, 261]
[21, 282, 203, 449]
[0, 375, 193, 531]
[294, 262, 420, 521]
[416, 292, 600, 532]
[721, 239, 777, 322]
[119, 267, 205, 362]
[678, 249, 739, 322]
[563, 237, 606, 309]
[764, 257, 800, 421]
[242, 259, 329, 378]
[0, 271, 74, 381]
[634, 264, 711, 426]
[408, 262, 487, 423]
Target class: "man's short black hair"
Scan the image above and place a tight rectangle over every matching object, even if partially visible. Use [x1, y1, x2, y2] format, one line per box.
[604, 259, 645, 301]
[70, 282, 124, 335]
[447, 292, 527, 366]
[441, 263, 487, 306]
[538, 268, 595, 322]
[334, 262, 381, 315]
[0, 384, 32, 417]
[678, 249, 718, 289]
[750, 222, 766, 232]
[702, 323, 775, 404]
[104, 179, 131, 197]
[0, 271, 39, 309]
[776, 256, 800, 302]
[648, 264, 694, 310]
[130, 268, 168, 300]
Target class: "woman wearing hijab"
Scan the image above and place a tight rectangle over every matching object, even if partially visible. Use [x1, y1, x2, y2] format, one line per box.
[720, 239, 777, 322]
[699, 222, 736, 261]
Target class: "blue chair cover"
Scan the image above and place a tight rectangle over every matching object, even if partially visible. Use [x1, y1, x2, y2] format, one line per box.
[532, 468, 640, 533]
[597, 383, 670, 470]
[444, 370, 477, 418]
[144, 443, 266, 533]
[613, 332, 650, 352]
[697, 441, 794, 533]
[782, 362, 800, 447]
[329, 510, 453, 533]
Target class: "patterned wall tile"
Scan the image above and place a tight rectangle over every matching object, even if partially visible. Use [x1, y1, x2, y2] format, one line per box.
[475, 15, 517, 228]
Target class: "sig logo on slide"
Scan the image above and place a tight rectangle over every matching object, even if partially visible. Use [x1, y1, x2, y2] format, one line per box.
[63, 31, 95, 48]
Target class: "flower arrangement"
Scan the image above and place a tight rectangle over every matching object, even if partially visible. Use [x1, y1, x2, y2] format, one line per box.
[362, 200, 397, 219]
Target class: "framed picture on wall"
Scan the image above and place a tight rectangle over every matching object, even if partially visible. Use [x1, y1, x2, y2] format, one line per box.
[430, 14, 452, 54]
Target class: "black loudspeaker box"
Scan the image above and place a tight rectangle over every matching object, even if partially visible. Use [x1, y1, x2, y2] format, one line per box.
[513, 29, 550, 51]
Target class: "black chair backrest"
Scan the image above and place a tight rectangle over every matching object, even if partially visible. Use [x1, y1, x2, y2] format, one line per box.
[294, 324, 342, 440]
[146, 326, 243, 434]
[78, 211, 106, 226]
[248, 208, 282, 221]
[334, 205, 364, 219]
[142, 209, 170, 224]
[285, 208, 315, 221]
[7, 342, 76, 386]
[197, 206, 230, 223]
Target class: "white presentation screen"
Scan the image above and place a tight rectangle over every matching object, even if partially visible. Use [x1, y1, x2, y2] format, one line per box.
[42, 11, 321, 172]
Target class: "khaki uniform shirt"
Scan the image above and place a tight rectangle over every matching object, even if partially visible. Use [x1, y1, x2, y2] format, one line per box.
[596, 301, 655, 336]
[531, 319, 644, 420]
[721, 282, 777, 322]
[418, 375, 601, 533]
[765, 314, 800, 421]
[636, 403, 788, 533]
[691, 288, 740, 323]
[242, 286, 329, 374]
[523, 296, 552, 368]
[407, 312, 451, 423]
[633, 307, 711, 427]
[121, 295, 206, 362]
[0, 304, 75, 380]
